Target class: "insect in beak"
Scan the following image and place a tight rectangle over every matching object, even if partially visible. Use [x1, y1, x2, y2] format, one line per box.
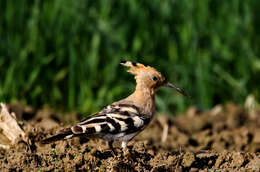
[164, 82, 191, 98]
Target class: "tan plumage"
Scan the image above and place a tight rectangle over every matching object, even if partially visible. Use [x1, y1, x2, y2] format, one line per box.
[41, 60, 189, 155]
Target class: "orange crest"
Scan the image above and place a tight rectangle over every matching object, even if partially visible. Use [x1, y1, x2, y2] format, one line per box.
[120, 60, 165, 89]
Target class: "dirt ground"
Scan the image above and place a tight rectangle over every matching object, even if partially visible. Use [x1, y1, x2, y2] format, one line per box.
[0, 102, 260, 171]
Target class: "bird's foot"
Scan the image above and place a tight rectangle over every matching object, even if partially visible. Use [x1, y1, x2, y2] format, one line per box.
[111, 148, 118, 157]
[122, 148, 135, 162]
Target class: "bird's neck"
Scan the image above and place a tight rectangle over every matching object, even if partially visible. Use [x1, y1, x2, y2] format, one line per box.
[127, 83, 156, 116]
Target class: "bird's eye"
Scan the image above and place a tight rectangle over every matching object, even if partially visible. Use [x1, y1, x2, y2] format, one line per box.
[152, 76, 158, 81]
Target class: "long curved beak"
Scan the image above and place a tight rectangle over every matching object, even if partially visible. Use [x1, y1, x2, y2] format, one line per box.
[164, 82, 191, 98]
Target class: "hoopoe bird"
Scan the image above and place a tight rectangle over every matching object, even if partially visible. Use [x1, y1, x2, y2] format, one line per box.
[41, 60, 189, 155]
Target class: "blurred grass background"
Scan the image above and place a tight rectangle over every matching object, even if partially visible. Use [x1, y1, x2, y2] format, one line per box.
[1, 0, 260, 115]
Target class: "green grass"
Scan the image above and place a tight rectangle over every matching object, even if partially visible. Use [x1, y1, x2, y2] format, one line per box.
[0, 0, 260, 115]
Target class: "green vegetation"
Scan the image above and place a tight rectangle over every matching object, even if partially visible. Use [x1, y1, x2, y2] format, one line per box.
[1, 0, 260, 115]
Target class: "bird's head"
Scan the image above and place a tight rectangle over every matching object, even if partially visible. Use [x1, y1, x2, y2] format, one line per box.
[120, 60, 190, 97]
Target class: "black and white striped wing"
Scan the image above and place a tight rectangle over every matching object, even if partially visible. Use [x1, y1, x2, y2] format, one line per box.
[71, 104, 151, 138]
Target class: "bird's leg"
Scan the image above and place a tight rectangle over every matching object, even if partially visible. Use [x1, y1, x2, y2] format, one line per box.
[179, 145, 183, 154]
[108, 141, 117, 156]
[122, 141, 136, 162]
[122, 141, 129, 157]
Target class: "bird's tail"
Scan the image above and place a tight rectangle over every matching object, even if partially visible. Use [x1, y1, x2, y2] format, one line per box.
[41, 127, 74, 144]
